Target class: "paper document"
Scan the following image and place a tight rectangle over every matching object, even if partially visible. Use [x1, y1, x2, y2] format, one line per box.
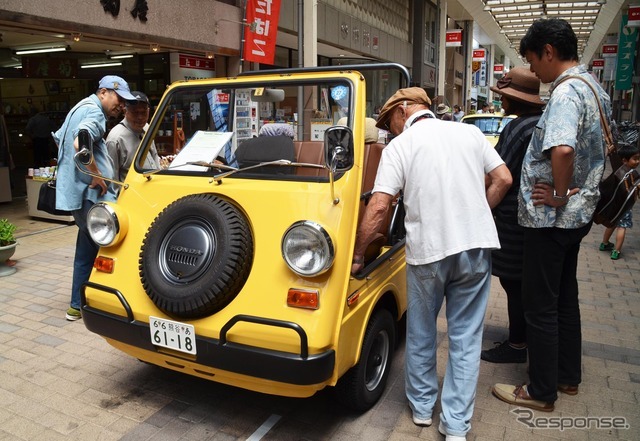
[169, 131, 233, 171]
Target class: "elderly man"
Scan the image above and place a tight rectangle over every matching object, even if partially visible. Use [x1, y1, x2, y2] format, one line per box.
[352, 87, 511, 440]
[107, 91, 161, 183]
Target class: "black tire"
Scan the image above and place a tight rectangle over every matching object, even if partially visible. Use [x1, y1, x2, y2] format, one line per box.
[334, 309, 396, 411]
[139, 194, 253, 319]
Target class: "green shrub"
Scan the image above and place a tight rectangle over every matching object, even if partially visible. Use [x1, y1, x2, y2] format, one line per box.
[0, 218, 17, 246]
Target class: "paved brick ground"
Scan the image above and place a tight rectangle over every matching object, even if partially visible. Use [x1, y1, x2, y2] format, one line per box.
[0, 196, 638, 440]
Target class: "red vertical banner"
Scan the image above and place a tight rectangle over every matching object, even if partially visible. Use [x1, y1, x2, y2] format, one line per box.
[244, 0, 282, 64]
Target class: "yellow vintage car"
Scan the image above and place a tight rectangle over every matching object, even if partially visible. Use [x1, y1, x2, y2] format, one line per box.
[460, 113, 516, 147]
[79, 64, 408, 411]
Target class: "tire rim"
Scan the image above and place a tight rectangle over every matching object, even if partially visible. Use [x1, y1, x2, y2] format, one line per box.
[157, 217, 216, 283]
[365, 330, 389, 391]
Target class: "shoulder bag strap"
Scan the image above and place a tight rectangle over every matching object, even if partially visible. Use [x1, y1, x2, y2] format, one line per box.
[554, 75, 615, 156]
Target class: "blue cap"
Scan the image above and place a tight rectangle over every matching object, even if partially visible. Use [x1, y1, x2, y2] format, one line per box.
[98, 75, 136, 100]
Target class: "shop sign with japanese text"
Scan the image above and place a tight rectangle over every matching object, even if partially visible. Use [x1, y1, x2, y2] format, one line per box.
[22, 57, 78, 78]
[179, 54, 215, 71]
[170, 53, 216, 81]
[472, 49, 486, 62]
[627, 5, 640, 27]
[473, 61, 487, 87]
[445, 30, 462, 47]
[602, 44, 618, 57]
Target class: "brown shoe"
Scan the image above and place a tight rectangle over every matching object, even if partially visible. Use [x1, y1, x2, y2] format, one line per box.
[558, 384, 579, 395]
[492, 384, 554, 412]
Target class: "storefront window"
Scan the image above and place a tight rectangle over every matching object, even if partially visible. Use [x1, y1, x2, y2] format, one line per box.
[140, 53, 170, 106]
[260, 46, 299, 69]
[424, 4, 436, 66]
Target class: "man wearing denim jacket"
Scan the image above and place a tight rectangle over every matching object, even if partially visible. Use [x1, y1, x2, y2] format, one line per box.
[53, 75, 136, 321]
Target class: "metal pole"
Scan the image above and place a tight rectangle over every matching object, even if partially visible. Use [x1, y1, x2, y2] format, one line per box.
[239, 0, 248, 74]
[435, 0, 441, 97]
[297, 0, 304, 140]
[464, 20, 472, 113]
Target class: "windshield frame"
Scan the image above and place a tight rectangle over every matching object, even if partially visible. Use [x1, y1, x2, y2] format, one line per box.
[133, 75, 358, 183]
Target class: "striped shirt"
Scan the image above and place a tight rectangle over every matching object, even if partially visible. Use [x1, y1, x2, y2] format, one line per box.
[492, 113, 541, 279]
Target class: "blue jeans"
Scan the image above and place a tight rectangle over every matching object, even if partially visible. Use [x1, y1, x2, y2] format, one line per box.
[405, 249, 491, 437]
[70, 200, 99, 310]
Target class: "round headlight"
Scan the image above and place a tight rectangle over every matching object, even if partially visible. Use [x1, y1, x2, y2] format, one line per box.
[282, 221, 335, 276]
[87, 203, 121, 247]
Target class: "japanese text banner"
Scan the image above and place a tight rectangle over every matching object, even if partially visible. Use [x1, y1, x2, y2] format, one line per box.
[244, 0, 282, 65]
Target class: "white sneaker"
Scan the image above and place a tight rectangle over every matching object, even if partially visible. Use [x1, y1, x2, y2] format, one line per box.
[438, 421, 466, 441]
[412, 415, 432, 426]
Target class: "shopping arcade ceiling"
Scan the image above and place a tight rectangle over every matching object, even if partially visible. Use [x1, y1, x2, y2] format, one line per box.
[0, 1, 633, 73]
[453, 0, 629, 67]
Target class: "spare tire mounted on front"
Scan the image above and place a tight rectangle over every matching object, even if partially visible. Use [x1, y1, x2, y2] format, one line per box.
[139, 194, 253, 319]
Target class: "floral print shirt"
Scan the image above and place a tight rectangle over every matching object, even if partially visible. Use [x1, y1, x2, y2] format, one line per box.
[518, 65, 610, 228]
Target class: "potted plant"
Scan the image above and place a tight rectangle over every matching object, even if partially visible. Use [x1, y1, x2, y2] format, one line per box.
[0, 218, 17, 274]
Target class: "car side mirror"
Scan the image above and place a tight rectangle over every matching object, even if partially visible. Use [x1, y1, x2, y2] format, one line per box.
[324, 126, 354, 173]
[75, 129, 93, 165]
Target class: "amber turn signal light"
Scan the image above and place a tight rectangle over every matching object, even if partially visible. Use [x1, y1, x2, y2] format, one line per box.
[287, 288, 319, 310]
[94, 256, 115, 273]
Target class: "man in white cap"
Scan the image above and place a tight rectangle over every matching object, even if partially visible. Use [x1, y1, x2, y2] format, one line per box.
[107, 91, 161, 183]
[351, 86, 511, 440]
[52, 74, 135, 321]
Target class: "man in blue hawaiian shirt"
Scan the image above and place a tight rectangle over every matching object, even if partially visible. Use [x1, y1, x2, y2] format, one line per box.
[492, 19, 611, 412]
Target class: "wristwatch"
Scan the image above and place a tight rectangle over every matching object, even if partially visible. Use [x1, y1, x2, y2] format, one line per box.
[552, 189, 569, 201]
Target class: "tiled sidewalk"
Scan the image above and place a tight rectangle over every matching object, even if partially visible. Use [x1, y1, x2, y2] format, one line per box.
[0, 197, 638, 440]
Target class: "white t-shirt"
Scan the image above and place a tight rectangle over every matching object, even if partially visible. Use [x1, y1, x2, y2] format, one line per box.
[373, 112, 504, 265]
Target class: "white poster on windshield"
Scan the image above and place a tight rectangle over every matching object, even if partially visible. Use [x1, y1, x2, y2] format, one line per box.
[169, 131, 233, 171]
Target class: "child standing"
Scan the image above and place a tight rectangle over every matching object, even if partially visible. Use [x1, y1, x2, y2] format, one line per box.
[599, 142, 640, 260]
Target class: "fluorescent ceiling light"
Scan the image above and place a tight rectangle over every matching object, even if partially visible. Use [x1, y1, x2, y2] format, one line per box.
[109, 54, 134, 59]
[81, 61, 122, 69]
[15, 45, 68, 55]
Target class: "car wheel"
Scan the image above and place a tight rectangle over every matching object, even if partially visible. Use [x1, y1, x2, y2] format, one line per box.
[334, 309, 395, 411]
[139, 194, 253, 319]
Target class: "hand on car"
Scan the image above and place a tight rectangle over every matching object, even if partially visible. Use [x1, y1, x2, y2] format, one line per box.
[351, 255, 364, 275]
[89, 176, 108, 195]
[159, 155, 174, 169]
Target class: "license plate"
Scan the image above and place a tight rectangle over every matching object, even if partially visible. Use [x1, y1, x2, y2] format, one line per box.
[149, 316, 197, 355]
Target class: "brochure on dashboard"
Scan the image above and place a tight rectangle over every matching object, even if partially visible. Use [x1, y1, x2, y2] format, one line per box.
[169, 131, 233, 171]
